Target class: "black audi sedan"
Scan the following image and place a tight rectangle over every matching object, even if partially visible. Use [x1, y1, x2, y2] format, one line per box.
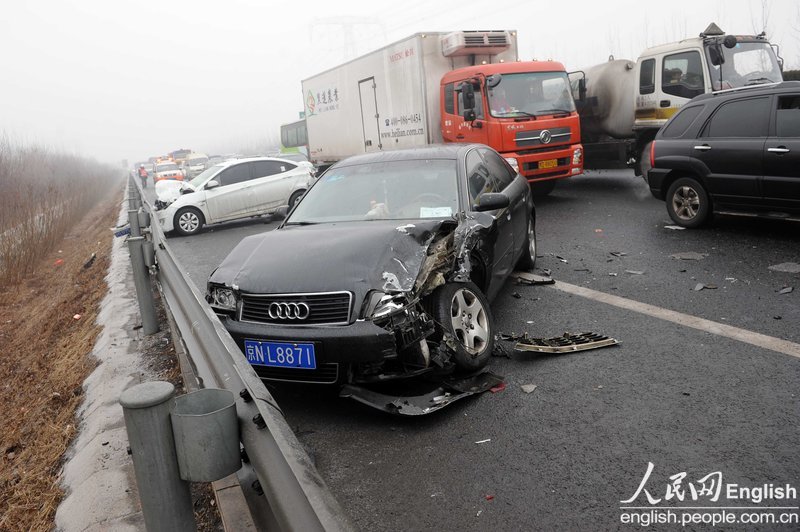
[206, 144, 536, 384]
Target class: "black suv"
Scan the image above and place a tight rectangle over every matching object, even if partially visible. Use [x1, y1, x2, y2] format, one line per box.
[647, 81, 800, 227]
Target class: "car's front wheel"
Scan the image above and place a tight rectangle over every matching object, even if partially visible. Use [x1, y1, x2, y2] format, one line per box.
[288, 189, 305, 210]
[174, 207, 205, 236]
[429, 282, 494, 372]
[666, 177, 711, 228]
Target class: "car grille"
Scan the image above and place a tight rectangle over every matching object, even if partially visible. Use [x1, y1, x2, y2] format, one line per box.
[251, 363, 339, 384]
[239, 291, 352, 326]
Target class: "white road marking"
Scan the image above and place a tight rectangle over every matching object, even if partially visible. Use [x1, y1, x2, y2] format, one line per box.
[551, 280, 800, 360]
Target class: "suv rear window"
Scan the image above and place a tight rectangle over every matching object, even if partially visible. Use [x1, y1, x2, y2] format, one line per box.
[661, 105, 704, 138]
[701, 97, 771, 138]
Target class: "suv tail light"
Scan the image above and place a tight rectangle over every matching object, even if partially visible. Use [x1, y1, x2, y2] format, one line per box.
[650, 141, 656, 169]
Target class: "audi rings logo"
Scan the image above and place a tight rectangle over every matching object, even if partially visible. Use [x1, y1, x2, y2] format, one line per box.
[268, 302, 310, 320]
[539, 130, 553, 144]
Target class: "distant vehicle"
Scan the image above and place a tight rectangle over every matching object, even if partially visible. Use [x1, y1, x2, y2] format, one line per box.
[181, 153, 209, 179]
[155, 157, 315, 236]
[205, 144, 536, 385]
[153, 162, 184, 183]
[647, 81, 800, 228]
[572, 23, 784, 175]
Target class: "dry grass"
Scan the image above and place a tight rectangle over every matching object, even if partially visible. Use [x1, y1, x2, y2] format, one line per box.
[0, 184, 120, 531]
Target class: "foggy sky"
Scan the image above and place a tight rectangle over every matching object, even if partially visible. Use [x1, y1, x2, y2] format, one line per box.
[2, 0, 798, 166]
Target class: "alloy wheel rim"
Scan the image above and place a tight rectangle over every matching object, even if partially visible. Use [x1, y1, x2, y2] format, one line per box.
[449, 288, 489, 355]
[672, 186, 700, 220]
[179, 212, 199, 232]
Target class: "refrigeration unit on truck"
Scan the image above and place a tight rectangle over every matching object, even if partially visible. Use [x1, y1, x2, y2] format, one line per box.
[302, 30, 583, 193]
[571, 23, 784, 175]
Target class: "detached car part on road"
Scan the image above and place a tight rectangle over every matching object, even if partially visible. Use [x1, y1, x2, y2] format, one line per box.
[155, 156, 315, 236]
[647, 81, 800, 228]
[206, 144, 536, 385]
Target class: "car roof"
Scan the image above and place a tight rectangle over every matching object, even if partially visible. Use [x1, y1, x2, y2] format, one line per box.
[693, 81, 800, 103]
[208, 156, 303, 170]
[331, 144, 483, 168]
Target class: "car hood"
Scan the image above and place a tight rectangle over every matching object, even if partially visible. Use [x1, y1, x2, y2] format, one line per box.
[210, 220, 454, 301]
[156, 180, 195, 205]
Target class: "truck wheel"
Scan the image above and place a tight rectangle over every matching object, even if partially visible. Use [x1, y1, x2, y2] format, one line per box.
[515, 216, 537, 270]
[530, 180, 556, 197]
[429, 282, 494, 372]
[174, 207, 205, 236]
[666, 177, 711, 228]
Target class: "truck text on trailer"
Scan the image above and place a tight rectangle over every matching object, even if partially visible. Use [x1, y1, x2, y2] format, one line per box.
[300, 30, 583, 195]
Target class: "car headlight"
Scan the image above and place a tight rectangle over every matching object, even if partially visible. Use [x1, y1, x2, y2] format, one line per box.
[364, 292, 408, 319]
[209, 287, 237, 311]
[504, 157, 519, 173]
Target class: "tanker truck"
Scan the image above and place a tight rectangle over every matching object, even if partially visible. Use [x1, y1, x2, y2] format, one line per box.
[301, 30, 583, 194]
[571, 23, 783, 176]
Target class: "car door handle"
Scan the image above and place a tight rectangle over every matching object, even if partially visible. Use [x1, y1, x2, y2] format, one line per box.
[767, 147, 790, 154]
[660, 100, 671, 108]
[693, 145, 712, 151]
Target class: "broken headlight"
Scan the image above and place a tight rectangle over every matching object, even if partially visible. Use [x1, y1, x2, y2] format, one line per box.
[209, 286, 237, 312]
[364, 292, 408, 319]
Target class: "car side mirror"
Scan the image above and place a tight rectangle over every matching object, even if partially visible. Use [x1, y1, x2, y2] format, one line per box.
[273, 206, 289, 220]
[205, 180, 219, 190]
[473, 192, 510, 212]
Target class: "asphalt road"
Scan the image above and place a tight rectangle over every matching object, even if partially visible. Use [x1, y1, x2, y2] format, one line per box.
[148, 171, 800, 531]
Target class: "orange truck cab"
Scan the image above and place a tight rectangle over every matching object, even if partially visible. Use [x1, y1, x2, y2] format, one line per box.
[441, 61, 583, 191]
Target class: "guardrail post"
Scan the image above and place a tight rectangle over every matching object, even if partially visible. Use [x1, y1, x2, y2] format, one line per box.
[128, 206, 159, 335]
[120, 382, 196, 532]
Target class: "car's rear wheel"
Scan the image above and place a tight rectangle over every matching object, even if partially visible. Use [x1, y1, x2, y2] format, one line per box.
[666, 177, 711, 228]
[515, 216, 537, 270]
[174, 207, 205, 236]
[429, 282, 494, 372]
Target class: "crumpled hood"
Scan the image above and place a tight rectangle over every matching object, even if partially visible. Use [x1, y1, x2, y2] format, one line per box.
[209, 220, 452, 303]
[155, 180, 194, 205]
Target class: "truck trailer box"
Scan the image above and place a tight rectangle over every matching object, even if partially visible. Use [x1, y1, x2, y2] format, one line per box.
[302, 31, 518, 168]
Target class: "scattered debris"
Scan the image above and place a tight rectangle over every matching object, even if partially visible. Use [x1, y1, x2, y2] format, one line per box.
[54, 259, 64, 266]
[514, 332, 620, 354]
[574, 268, 590, 272]
[340, 372, 504, 416]
[778, 286, 794, 295]
[664, 225, 686, 230]
[520, 384, 538, 394]
[475, 439, 491, 444]
[485, 495, 495, 501]
[682, 392, 691, 396]
[489, 382, 506, 394]
[609, 251, 627, 258]
[609, 273, 618, 277]
[512, 271, 555, 285]
[512, 292, 522, 299]
[542, 269, 552, 276]
[83, 252, 96, 269]
[113, 225, 131, 238]
[476, 510, 483, 517]
[498, 332, 526, 341]
[596, 385, 604, 389]
[555, 255, 568, 263]
[595, 229, 603, 233]
[694, 283, 718, 291]
[768, 262, 800, 274]
[625, 270, 644, 275]
[774, 316, 782, 320]
[670, 252, 707, 261]
[725, 277, 737, 282]
[72, 314, 82, 320]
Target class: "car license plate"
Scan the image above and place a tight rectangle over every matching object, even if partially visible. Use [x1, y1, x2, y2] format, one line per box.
[539, 159, 557, 169]
[244, 340, 316, 369]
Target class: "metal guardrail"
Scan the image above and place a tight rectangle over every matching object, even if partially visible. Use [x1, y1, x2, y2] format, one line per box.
[128, 177, 354, 531]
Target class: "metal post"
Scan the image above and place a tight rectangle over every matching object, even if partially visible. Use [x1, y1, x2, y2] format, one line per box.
[129, 209, 159, 334]
[120, 382, 196, 532]
[128, 178, 138, 211]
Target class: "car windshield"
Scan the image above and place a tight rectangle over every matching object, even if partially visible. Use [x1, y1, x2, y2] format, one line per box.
[487, 71, 576, 117]
[287, 159, 459, 223]
[187, 158, 207, 166]
[189, 164, 224, 187]
[157, 163, 179, 172]
[705, 41, 783, 89]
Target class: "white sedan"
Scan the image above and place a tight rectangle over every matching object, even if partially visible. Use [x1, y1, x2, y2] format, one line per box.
[155, 157, 315, 236]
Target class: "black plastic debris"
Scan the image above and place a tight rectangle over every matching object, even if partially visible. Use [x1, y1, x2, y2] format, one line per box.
[670, 252, 708, 261]
[340, 372, 504, 416]
[83, 252, 96, 269]
[514, 332, 620, 354]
